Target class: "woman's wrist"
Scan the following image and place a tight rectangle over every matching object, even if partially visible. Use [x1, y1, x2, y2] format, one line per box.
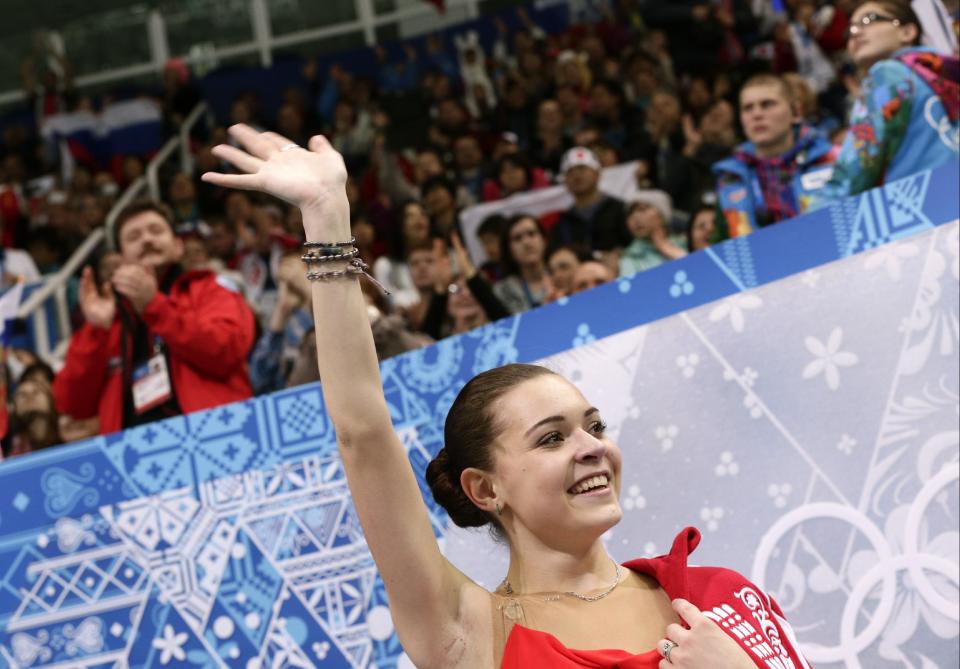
[301, 193, 351, 241]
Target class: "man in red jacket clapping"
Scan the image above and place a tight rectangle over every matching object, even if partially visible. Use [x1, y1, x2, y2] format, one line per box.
[54, 200, 257, 435]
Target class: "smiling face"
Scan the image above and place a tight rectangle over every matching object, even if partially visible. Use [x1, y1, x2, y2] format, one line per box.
[847, 2, 919, 68]
[484, 375, 623, 547]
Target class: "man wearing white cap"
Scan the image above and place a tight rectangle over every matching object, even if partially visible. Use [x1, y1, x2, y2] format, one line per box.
[549, 147, 630, 253]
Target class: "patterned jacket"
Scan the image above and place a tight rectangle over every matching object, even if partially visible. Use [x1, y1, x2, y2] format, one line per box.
[818, 47, 959, 202]
[712, 125, 837, 238]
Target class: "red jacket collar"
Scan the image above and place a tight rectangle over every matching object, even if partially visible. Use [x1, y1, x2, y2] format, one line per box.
[622, 526, 701, 600]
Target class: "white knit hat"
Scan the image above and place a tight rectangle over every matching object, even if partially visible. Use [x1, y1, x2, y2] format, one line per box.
[631, 189, 673, 224]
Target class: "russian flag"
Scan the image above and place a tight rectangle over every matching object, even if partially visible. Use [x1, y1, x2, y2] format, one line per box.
[40, 99, 164, 170]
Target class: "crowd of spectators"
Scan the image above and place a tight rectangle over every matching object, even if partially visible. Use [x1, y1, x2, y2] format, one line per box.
[0, 0, 958, 457]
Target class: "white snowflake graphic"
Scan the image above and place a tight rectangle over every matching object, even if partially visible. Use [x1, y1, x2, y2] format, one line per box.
[699, 506, 725, 531]
[743, 393, 763, 419]
[863, 241, 920, 280]
[836, 433, 857, 455]
[675, 353, 700, 379]
[715, 452, 739, 477]
[802, 327, 859, 391]
[151, 625, 188, 665]
[622, 485, 646, 511]
[767, 483, 792, 509]
[801, 269, 820, 288]
[709, 294, 763, 333]
[655, 425, 678, 452]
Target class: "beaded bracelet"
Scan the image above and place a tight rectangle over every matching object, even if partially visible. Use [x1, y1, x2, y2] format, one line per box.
[303, 237, 356, 249]
[306, 258, 391, 295]
[301, 248, 360, 264]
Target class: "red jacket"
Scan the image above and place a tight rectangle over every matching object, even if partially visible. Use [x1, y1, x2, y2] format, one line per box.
[627, 528, 811, 669]
[501, 528, 812, 668]
[54, 269, 256, 435]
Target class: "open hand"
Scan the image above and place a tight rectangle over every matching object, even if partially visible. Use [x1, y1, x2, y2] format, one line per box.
[78, 266, 115, 329]
[657, 599, 754, 669]
[202, 125, 348, 218]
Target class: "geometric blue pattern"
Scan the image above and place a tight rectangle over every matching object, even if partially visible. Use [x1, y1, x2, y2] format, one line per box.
[0, 159, 956, 667]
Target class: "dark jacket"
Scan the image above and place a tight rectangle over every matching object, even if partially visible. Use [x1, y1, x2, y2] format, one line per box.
[548, 196, 629, 251]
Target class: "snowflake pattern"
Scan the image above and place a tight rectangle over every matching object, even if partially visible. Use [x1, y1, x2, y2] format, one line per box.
[715, 452, 740, 477]
[742, 394, 763, 419]
[802, 327, 859, 391]
[837, 433, 857, 455]
[708, 294, 763, 333]
[800, 270, 820, 288]
[669, 270, 695, 298]
[723, 366, 758, 387]
[675, 353, 700, 379]
[699, 506, 725, 532]
[151, 625, 188, 665]
[622, 485, 647, 511]
[654, 425, 679, 452]
[863, 241, 920, 280]
[573, 323, 596, 347]
[767, 483, 792, 509]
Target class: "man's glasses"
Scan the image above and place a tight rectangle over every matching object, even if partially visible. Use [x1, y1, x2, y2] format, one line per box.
[847, 11, 901, 38]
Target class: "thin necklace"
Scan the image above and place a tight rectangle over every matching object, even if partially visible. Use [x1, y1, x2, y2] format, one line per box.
[500, 558, 622, 602]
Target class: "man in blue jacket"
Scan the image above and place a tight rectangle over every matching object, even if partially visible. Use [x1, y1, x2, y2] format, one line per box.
[712, 74, 837, 237]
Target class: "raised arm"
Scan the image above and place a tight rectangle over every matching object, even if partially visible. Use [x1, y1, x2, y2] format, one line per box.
[201, 126, 487, 668]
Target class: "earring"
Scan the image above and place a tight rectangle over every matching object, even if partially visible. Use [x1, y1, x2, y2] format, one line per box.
[495, 503, 502, 516]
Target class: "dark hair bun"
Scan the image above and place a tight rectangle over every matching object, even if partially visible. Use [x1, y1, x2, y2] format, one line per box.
[426, 448, 490, 528]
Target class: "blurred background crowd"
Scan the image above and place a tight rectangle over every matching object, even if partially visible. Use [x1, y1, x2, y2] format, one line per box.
[0, 0, 957, 457]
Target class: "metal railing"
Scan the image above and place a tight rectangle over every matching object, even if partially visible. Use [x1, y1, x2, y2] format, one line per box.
[0, 0, 485, 108]
[16, 101, 208, 365]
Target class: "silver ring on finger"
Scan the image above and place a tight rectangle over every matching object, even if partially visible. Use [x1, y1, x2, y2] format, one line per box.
[280, 143, 300, 152]
[662, 640, 678, 662]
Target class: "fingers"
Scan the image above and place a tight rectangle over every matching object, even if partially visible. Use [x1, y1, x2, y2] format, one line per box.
[664, 623, 689, 643]
[210, 144, 264, 174]
[227, 124, 281, 160]
[200, 172, 262, 191]
[672, 598, 706, 628]
[656, 638, 675, 664]
[308, 134, 331, 153]
[79, 266, 95, 296]
[261, 131, 297, 149]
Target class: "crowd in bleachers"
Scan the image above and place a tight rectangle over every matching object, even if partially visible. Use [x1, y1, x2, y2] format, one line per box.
[0, 0, 958, 457]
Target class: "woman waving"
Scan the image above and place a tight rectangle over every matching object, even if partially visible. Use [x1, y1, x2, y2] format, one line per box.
[202, 125, 809, 669]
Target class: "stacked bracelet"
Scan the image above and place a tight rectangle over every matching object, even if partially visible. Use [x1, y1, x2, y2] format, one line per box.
[303, 237, 356, 249]
[301, 248, 360, 264]
[300, 239, 390, 295]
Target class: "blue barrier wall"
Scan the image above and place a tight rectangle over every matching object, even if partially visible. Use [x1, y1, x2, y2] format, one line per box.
[0, 162, 957, 668]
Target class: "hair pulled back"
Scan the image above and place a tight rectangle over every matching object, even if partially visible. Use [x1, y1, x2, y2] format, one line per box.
[425, 363, 556, 528]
